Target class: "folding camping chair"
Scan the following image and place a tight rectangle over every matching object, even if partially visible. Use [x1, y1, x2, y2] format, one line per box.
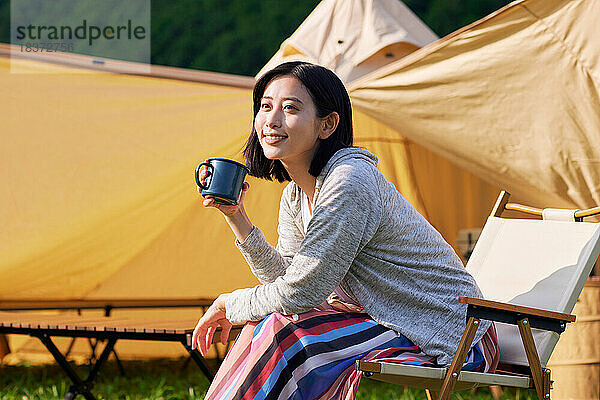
[356, 191, 600, 400]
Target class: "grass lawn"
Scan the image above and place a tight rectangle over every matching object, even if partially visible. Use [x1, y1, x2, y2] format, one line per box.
[0, 359, 538, 399]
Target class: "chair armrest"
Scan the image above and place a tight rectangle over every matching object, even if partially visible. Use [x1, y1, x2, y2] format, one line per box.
[458, 296, 575, 334]
[459, 297, 575, 322]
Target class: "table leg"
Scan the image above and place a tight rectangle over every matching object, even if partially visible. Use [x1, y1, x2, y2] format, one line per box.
[181, 337, 215, 381]
[35, 334, 117, 400]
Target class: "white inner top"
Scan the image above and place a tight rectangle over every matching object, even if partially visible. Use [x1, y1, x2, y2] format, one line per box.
[300, 190, 313, 234]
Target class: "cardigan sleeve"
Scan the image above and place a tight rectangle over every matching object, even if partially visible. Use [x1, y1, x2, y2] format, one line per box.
[226, 162, 383, 323]
[235, 183, 304, 284]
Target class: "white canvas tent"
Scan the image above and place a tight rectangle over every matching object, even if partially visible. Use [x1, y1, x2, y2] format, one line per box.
[258, 0, 438, 84]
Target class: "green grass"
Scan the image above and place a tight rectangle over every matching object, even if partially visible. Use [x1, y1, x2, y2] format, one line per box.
[0, 359, 538, 399]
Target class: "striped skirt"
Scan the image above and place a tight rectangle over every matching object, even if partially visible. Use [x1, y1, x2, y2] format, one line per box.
[205, 308, 498, 400]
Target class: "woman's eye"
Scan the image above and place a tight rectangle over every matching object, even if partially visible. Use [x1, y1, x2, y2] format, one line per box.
[260, 103, 271, 110]
[283, 104, 298, 111]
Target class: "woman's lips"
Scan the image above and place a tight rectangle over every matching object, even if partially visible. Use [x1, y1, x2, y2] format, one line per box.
[263, 135, 287, 145]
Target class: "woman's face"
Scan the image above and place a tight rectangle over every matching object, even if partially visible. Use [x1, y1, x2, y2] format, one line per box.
[254, 76, 322, 170]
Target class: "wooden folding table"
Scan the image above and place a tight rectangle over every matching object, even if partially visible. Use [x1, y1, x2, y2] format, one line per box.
[0, 311, 241, 400]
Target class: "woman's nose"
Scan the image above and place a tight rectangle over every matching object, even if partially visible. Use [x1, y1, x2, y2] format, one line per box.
[265, 109, 282, 128]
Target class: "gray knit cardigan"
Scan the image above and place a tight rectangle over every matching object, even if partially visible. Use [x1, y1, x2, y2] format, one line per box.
[225, 147, 490, 365]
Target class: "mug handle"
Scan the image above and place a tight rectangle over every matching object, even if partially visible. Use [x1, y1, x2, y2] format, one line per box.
[195, 162, 213, 190]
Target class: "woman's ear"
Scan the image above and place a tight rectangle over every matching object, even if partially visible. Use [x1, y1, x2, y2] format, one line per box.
[319, 112, 340, 139]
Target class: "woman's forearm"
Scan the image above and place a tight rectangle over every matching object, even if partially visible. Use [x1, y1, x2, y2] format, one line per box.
[225, 209, 253, 243]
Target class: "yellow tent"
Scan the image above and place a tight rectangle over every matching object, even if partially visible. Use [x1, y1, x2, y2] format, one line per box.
[1, 46, 259, 300]
[3, 0, 598, 363]
[0, 42, 497, 362]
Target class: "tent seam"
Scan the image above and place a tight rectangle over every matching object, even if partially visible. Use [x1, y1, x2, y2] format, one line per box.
[520, 2, 600, 92]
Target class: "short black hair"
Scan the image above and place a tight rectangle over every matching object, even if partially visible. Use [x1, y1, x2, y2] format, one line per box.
[243, 62, 354, 182]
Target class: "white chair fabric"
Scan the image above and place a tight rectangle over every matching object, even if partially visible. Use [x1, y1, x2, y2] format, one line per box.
[465, 216, 600, 366]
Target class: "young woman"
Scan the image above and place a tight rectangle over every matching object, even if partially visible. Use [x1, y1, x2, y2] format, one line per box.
[193, 62, 498, 399]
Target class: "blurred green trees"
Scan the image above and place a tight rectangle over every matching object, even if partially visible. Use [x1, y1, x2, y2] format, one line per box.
[0, 0, 512, 76]
[149, 0, 320, 75]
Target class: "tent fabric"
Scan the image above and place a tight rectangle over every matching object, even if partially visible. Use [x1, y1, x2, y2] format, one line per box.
[349, 0, 600, 210]
[6, 43, 255, 88]
[0, 52, 268, 361]
[0, 48, 500, 362]
[8, 0, 599, 363]
[1, 51, 492, 302]
[257, 0, 438, 84]
[0, 55, 262, 300]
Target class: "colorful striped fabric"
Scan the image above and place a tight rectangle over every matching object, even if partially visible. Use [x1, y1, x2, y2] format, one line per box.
[205, 308, 498, 400]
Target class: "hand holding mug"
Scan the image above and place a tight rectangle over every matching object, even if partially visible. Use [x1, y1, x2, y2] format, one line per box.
[196, 158, 250, 217]
[198, 179, 250, 217]
[196, 157, 253, 242]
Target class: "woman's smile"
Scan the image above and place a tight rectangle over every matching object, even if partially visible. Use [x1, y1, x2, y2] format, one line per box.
[262, 133, 288, 145]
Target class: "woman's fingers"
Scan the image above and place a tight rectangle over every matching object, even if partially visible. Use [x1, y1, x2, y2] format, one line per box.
[201, 320, 232, 354]
[191, 317, 204, 351]
[197, 163, 210, 187]
[204, 325, 216, 356]
[199, 170, 209, 187]
[220, 319, 233, 346]
[191, 297, 231, 355]
[193, 318, 213, 356]
[198, 181, 248, 210]
[193, 322, 228, 356]
[237, 182, 250, 205]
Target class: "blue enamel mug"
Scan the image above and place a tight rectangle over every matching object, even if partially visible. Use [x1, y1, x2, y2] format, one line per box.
[195, 158, 249, 205]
